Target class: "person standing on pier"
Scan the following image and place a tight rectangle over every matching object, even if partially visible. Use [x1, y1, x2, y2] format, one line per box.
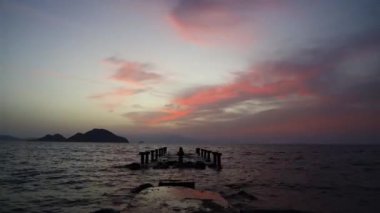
[177, 147, 184, 164]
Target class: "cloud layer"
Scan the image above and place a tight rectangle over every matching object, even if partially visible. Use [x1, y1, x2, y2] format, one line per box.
[105, 57, 162, 84]
[167, 0, 255, 46]
[90, 57, 164, 111]
[126, 30, 380, 141]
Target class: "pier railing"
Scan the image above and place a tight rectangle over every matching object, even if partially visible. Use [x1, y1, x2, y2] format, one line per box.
[135, 147, 222, 170]
[196, 148, 222, 170]
[139, 147, 167, 165]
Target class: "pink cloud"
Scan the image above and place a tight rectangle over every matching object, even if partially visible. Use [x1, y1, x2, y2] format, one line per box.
[174, 65, 316, 108]
[124, 30, 380, 142]
[167, 0, 253, 46]
[148, 109, 193, 125]
[124, 108, 192, 126]
[90, 87, 145, 112]
[104, 57, 162, 84]
[146, 68, 313, 125]
[89, 88, 145, 99]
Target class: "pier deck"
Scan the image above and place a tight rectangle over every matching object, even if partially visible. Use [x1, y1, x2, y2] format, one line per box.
[132, 147, 222, 170]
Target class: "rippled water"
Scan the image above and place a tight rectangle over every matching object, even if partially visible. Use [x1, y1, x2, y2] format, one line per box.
[0, 141, 379, 212]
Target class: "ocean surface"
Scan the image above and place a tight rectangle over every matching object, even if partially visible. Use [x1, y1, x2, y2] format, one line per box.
[0, 141, 379, 212]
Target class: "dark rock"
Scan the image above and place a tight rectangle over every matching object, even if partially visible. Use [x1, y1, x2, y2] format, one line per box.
[241, 209, 311, 213]
[66, 129, 128, 142]
[131, 183, 154, 193]
[194, 161, 206, 169]
[166, 160, 177, 166]
[159, 180, 195, 188]
[236, 190, 258, 200]
[175, 161, 195, 168]
[153, 162, 170, 169]
[225, 183, 250, 189]
[92, 208, 119, 213]
[225, 190, 258, 201]
[126, 162, 141, 170]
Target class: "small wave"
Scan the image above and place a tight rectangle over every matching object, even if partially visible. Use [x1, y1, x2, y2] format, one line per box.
[350, 161, 380, 167]
[11, 169, 40, 178]
[60, 179, 92, 185]
[40, 169, 66, 175]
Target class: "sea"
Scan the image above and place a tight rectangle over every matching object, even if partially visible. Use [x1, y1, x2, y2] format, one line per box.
[0, 141, 379, 213]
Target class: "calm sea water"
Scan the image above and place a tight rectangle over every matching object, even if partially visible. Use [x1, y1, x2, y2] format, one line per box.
[0, 141, 379, 212]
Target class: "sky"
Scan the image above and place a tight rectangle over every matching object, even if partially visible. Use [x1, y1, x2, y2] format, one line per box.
[1, 0, 380, 143]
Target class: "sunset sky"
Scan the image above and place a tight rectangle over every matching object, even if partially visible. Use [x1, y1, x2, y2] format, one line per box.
[1, 0, 380, 143]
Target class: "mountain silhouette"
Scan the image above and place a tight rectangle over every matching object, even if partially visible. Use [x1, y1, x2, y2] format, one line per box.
[0, 135, 21, 141]
[66, 129, 128, 142]
[36, 134, 66, 142]
[33, 129, 128, 143]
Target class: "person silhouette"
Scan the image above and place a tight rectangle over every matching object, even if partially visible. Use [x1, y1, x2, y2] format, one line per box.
[177, 147, 184, 164]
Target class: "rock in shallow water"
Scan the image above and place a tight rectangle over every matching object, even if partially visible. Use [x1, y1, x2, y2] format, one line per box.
[113, 162, 141, 170]
[240, 209, 312, 213]
[225, 190, 258, 201]
[131, 183, 154, 193]
[93, 208, 119, 213]
[125, 186, 237, 212]
[126, 162, 141, 170]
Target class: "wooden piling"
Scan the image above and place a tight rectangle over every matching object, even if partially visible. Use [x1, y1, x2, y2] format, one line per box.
[216, 152, 222, 169]
[139, 152, 145, 165]
[206, 150, 210, 162]
[212, 151, 217, 165]
[150, 150, 155, 161]
[144, 151, 150, 163]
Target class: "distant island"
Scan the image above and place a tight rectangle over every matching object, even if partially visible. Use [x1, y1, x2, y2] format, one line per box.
[0, 135, 21, 141]
[34, 128, 129, 143]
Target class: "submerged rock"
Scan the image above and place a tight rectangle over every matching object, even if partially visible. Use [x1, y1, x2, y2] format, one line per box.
[194, 161, 206, 169]
[131, 183, 154, 193]
[152, 162, 170, 169]
[158, 180, 195, 188]
[241, 209, 311, 213]
[125, 186, 236, 212]
[114, 163, 141, 170]
[226, 190, 258, 201]
[93, 208, 119, 213]
[126, 163, 141, 170]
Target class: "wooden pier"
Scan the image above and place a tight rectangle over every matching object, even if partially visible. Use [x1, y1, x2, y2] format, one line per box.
[130, 147, 222, 170]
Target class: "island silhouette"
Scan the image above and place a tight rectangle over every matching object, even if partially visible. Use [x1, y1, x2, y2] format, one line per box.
[34, 128, 128, 143]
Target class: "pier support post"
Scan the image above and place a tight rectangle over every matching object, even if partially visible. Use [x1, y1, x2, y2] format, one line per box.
[139, 152, 145, 165]
[145, 151, 150, 163]
[196, 148, 200, 156]
[206, 150, 211, 162]
[150, 150, 155, 161]
[155, 149, 159, 160]
[216, 152, 222, 170]
[212, 152, 217, 165]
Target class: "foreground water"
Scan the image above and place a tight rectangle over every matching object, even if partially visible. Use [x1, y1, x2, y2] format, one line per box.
[0, 141, 379, 212]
